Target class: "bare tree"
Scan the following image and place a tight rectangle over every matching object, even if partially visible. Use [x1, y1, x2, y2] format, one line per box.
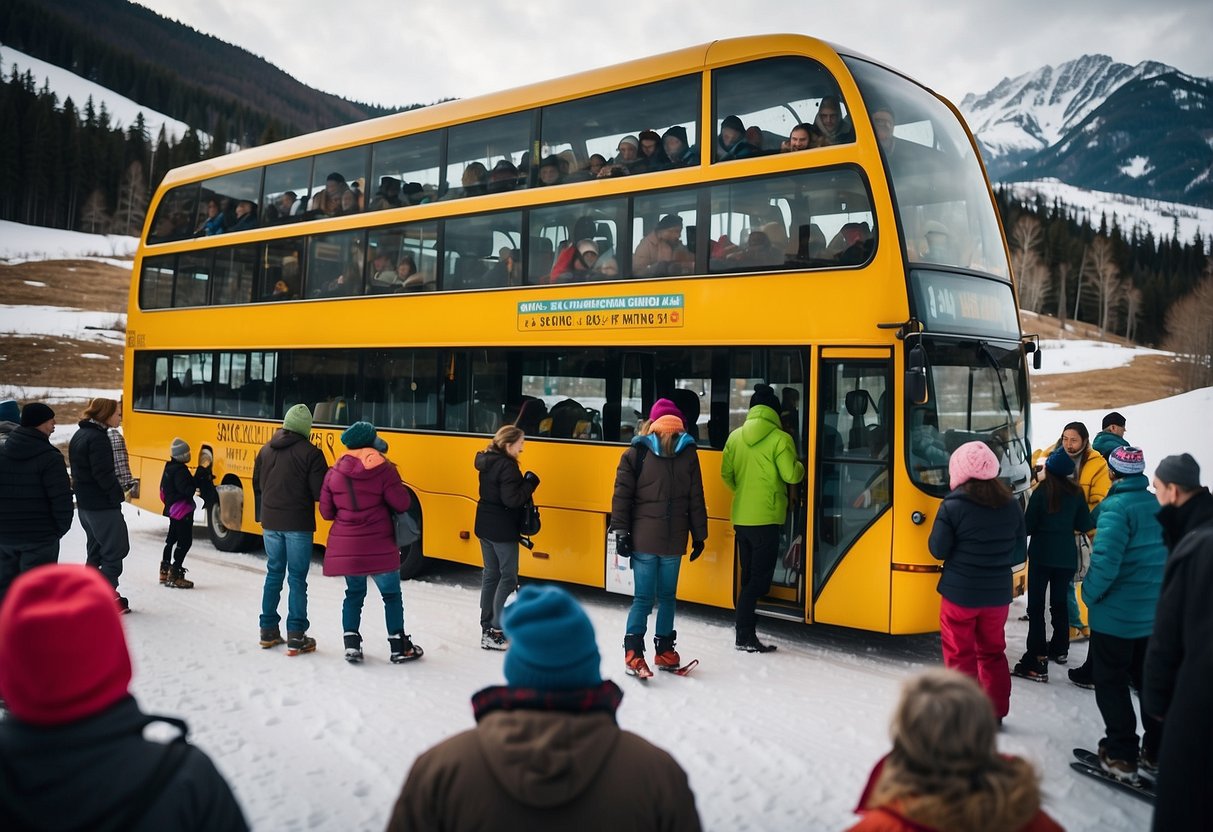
[111, 161, 147, 237]
[80, 189, 110, 235]
[1056, 262, 1069, 332]
[1122, 285, 1142, 342]
[1081, 236, 1121, 337]
[1162, 263, 1213, 391]
[1009, 215, 1049, 312]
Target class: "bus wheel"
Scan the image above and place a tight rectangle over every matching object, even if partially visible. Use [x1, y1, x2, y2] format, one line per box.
[399, 538, 426, 580]
[208, 501, 246, 552]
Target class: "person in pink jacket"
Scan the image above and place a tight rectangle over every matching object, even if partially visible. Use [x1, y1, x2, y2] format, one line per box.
[320, 421, 423, 664]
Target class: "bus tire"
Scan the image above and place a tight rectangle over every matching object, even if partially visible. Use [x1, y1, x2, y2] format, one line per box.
[398, 495, 425, 580]
[208, 500, 246, 552]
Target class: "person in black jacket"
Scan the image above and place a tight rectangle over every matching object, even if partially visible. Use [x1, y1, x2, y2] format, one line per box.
[0, 402, 73, 605]
[1143, 453, 1213, 830]
[0, 564, 248, 832]
[67, 397, 131, 612]
[160, 438, 200, 590]
[928, 441, 1026, 722]
[474, 425, 538, 650]
[252, 404, 329, 654]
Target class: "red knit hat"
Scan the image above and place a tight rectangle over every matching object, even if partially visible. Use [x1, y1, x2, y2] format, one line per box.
[0, 565, 132, 726]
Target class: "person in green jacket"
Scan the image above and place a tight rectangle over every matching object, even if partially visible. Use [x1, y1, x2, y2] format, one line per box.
[1091, 411, 1129, 461]
[721, 384, 805, 652]
[1080, 446, 1166, 782]
[1012, 448, 1094, 682]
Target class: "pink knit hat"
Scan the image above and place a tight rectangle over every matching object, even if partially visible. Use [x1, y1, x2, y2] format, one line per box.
[648, 398, 684, 424]
[948, 441, 1000, 489]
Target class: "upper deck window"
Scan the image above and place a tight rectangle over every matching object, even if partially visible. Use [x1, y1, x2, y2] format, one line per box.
[844, 58, 1010, 279]
[713, 56, 855, 162]
[445, 112, 531, 201]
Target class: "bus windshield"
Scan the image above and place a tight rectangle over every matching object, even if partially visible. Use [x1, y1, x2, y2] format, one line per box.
[844, 57, 1010, 280]
[908, 336, 1031, 497]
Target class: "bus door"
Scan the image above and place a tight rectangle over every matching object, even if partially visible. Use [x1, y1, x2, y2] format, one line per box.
[810, 349, 893, 631]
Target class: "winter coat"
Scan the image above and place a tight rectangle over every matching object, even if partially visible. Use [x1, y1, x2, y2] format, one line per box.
[0, 426, 73, 543]
[1091, 429, 1129, 461]
[720, 405, 804, 526]
[474, 447, 536, 543]
[0, 696, 248, 832]
[1142, 489, 1213, 831]
[928, 489, 1026, 608]
[68, 419, 124, 510]
[1080, 474, 1166, 639]
[387, 682, 701, 832]
[1031, 442, 1109, 513]
[0, 419, 17, 448]
[847, 754, 1062, 832]
[1024, 484, 1093, 569]
[319, 449, 410, 577]
[159, 459, 197, 518]
[252, 429, 328, 532]
[610, 432, 708, 556]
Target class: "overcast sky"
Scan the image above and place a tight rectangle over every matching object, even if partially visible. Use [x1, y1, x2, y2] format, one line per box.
[136, 0, 1213, 108]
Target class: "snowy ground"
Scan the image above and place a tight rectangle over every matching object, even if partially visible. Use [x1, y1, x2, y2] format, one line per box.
[0, 219, 137, 264]
[54, 507, 1152, 832]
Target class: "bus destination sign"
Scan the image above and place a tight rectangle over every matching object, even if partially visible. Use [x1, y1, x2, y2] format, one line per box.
[910, 270, 1019, 340]
[517, 294, 684, 331]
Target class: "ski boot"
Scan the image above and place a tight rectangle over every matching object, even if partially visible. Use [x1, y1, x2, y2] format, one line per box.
[1011, 654, 1049, 682]
[165, 565, 194, 589]
[259, 627, 285, 649]
[624, 633, 653, 678]
[481, 628, 508, 651]
[343, 631, 363, 663]
[286, 631, 317, 656]
[389, 632, 423, 663]
[654, 631, 681, 672]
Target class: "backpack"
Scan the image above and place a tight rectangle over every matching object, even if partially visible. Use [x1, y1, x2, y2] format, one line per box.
[518, 499, 541, 549]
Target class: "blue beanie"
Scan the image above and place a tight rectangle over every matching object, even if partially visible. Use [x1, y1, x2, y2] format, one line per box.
[0, 400, 19, 424]
[340, 421, 379, 450]
[502, 586, 602, 691]
[1044, 447, 1075, 478]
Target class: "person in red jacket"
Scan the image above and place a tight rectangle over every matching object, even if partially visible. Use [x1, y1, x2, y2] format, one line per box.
[320, 421, 422, 664]
[848, 668, 1062, 832]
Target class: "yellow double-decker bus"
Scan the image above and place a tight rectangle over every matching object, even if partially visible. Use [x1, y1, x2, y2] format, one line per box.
[125, 34, 1033, 634]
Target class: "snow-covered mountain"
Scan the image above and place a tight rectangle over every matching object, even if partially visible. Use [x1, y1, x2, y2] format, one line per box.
[0, 43, 202, 143]
[1002, 179, 1213, 242]
[961, 54, 1178, 177]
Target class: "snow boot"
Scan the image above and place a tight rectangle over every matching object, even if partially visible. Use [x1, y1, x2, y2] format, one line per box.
[481, 628, 508, 651]
[259, 627, 285, 649]
[1069, 662, 1095, 690]
[735, 634, 776, 653]
[654, 631, 681, 671]
[159, 561, 171, 584]
[286, 631, 316, 656]
[389, 632, 423, 663]
[165, 565, 194, 589]
[1011, 654, 1048, 682]
[115, 593, 130, 615]
[624, 633, 652, 677]
[343, 631, 363, 663]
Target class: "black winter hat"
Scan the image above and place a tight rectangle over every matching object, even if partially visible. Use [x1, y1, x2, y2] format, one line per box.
[20, 402, 54, 428]
[1155, 453, 1201, 489]
[749, 384, 780, 412]
[1102, 411, 1126, 429]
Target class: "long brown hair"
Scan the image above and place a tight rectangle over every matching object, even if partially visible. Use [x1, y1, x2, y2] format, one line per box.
[1044, 468, 1081, 513]
[962, 477, 1013, 508]
[83, 397, 119, 423]
[867, 669, 1042, 832]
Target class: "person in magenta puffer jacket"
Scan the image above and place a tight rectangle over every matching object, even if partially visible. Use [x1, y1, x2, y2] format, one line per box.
[320, 421, 423, 664]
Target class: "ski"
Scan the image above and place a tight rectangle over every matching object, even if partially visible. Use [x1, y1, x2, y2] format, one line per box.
[660, 659, 699, 676]
[1070, 749, 1155, 803]
[625, 666, 653, 680]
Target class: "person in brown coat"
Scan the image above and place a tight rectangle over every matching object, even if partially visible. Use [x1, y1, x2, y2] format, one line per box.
[610, 398, 707, 677]
[387, 584, 701, 831]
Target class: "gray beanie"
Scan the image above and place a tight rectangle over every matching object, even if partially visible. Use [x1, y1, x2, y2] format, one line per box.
[170, 437, 191, 463]
[1155, 453, 1201, 489]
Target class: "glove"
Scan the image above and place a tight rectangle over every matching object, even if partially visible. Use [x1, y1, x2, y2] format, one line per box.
[615, 533, 634, 558]
[524, 470, 541, 489]
[689, 540, 705, 562]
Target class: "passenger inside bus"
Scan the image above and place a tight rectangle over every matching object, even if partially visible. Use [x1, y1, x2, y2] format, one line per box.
[922, 221, 954, 263]
[488, 160, 520, 193]
[633, 214, 694, 277]
[660, 126, 696, 169]
[781, 123, 818, 153]
[610, 136, 643, 173]
[586, 154, 607, 177]
[636, 130, 667, 172]
[309, 173, 351, 217]
[228, 200, 257, 232]
[369, 176, 405, 210]
[367, 251, 398, 291]
[717, 115, 758, 161]
[813, 95, 854, 146]
[537, 156, 563, 187]
[484, 248, 521, 287]
[551, 240, 599, 283]
[834, 222, 874, 265]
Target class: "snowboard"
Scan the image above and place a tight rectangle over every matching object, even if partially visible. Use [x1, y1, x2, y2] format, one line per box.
[1070, 748, 1155, 803]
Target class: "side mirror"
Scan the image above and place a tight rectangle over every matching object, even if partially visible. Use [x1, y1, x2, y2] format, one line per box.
[905, 343, 928, 405]
[1034, 349, 1042, 371]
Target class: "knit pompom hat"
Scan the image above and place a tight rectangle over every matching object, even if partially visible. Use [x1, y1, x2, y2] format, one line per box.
[949, 441, 1000, 489]
[282, 403, 313, 436]
[0, 565, 132, 726]
[502, 585, 602, 691]
[170, 437, 191, 463]
[1108, 446, 1146, 477]
[1044, 447, 1074, 478]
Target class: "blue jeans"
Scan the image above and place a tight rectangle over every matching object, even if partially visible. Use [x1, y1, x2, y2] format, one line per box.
[625, 553, 682, 638]
[260, 530, 313, 633]
[343, 570, 404, 635]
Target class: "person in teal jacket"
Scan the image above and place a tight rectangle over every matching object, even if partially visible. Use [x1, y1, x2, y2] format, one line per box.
[1080, 446, 1166, 782]
[1091, 411, 1129, 461]
[721, 384, 805, 652]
